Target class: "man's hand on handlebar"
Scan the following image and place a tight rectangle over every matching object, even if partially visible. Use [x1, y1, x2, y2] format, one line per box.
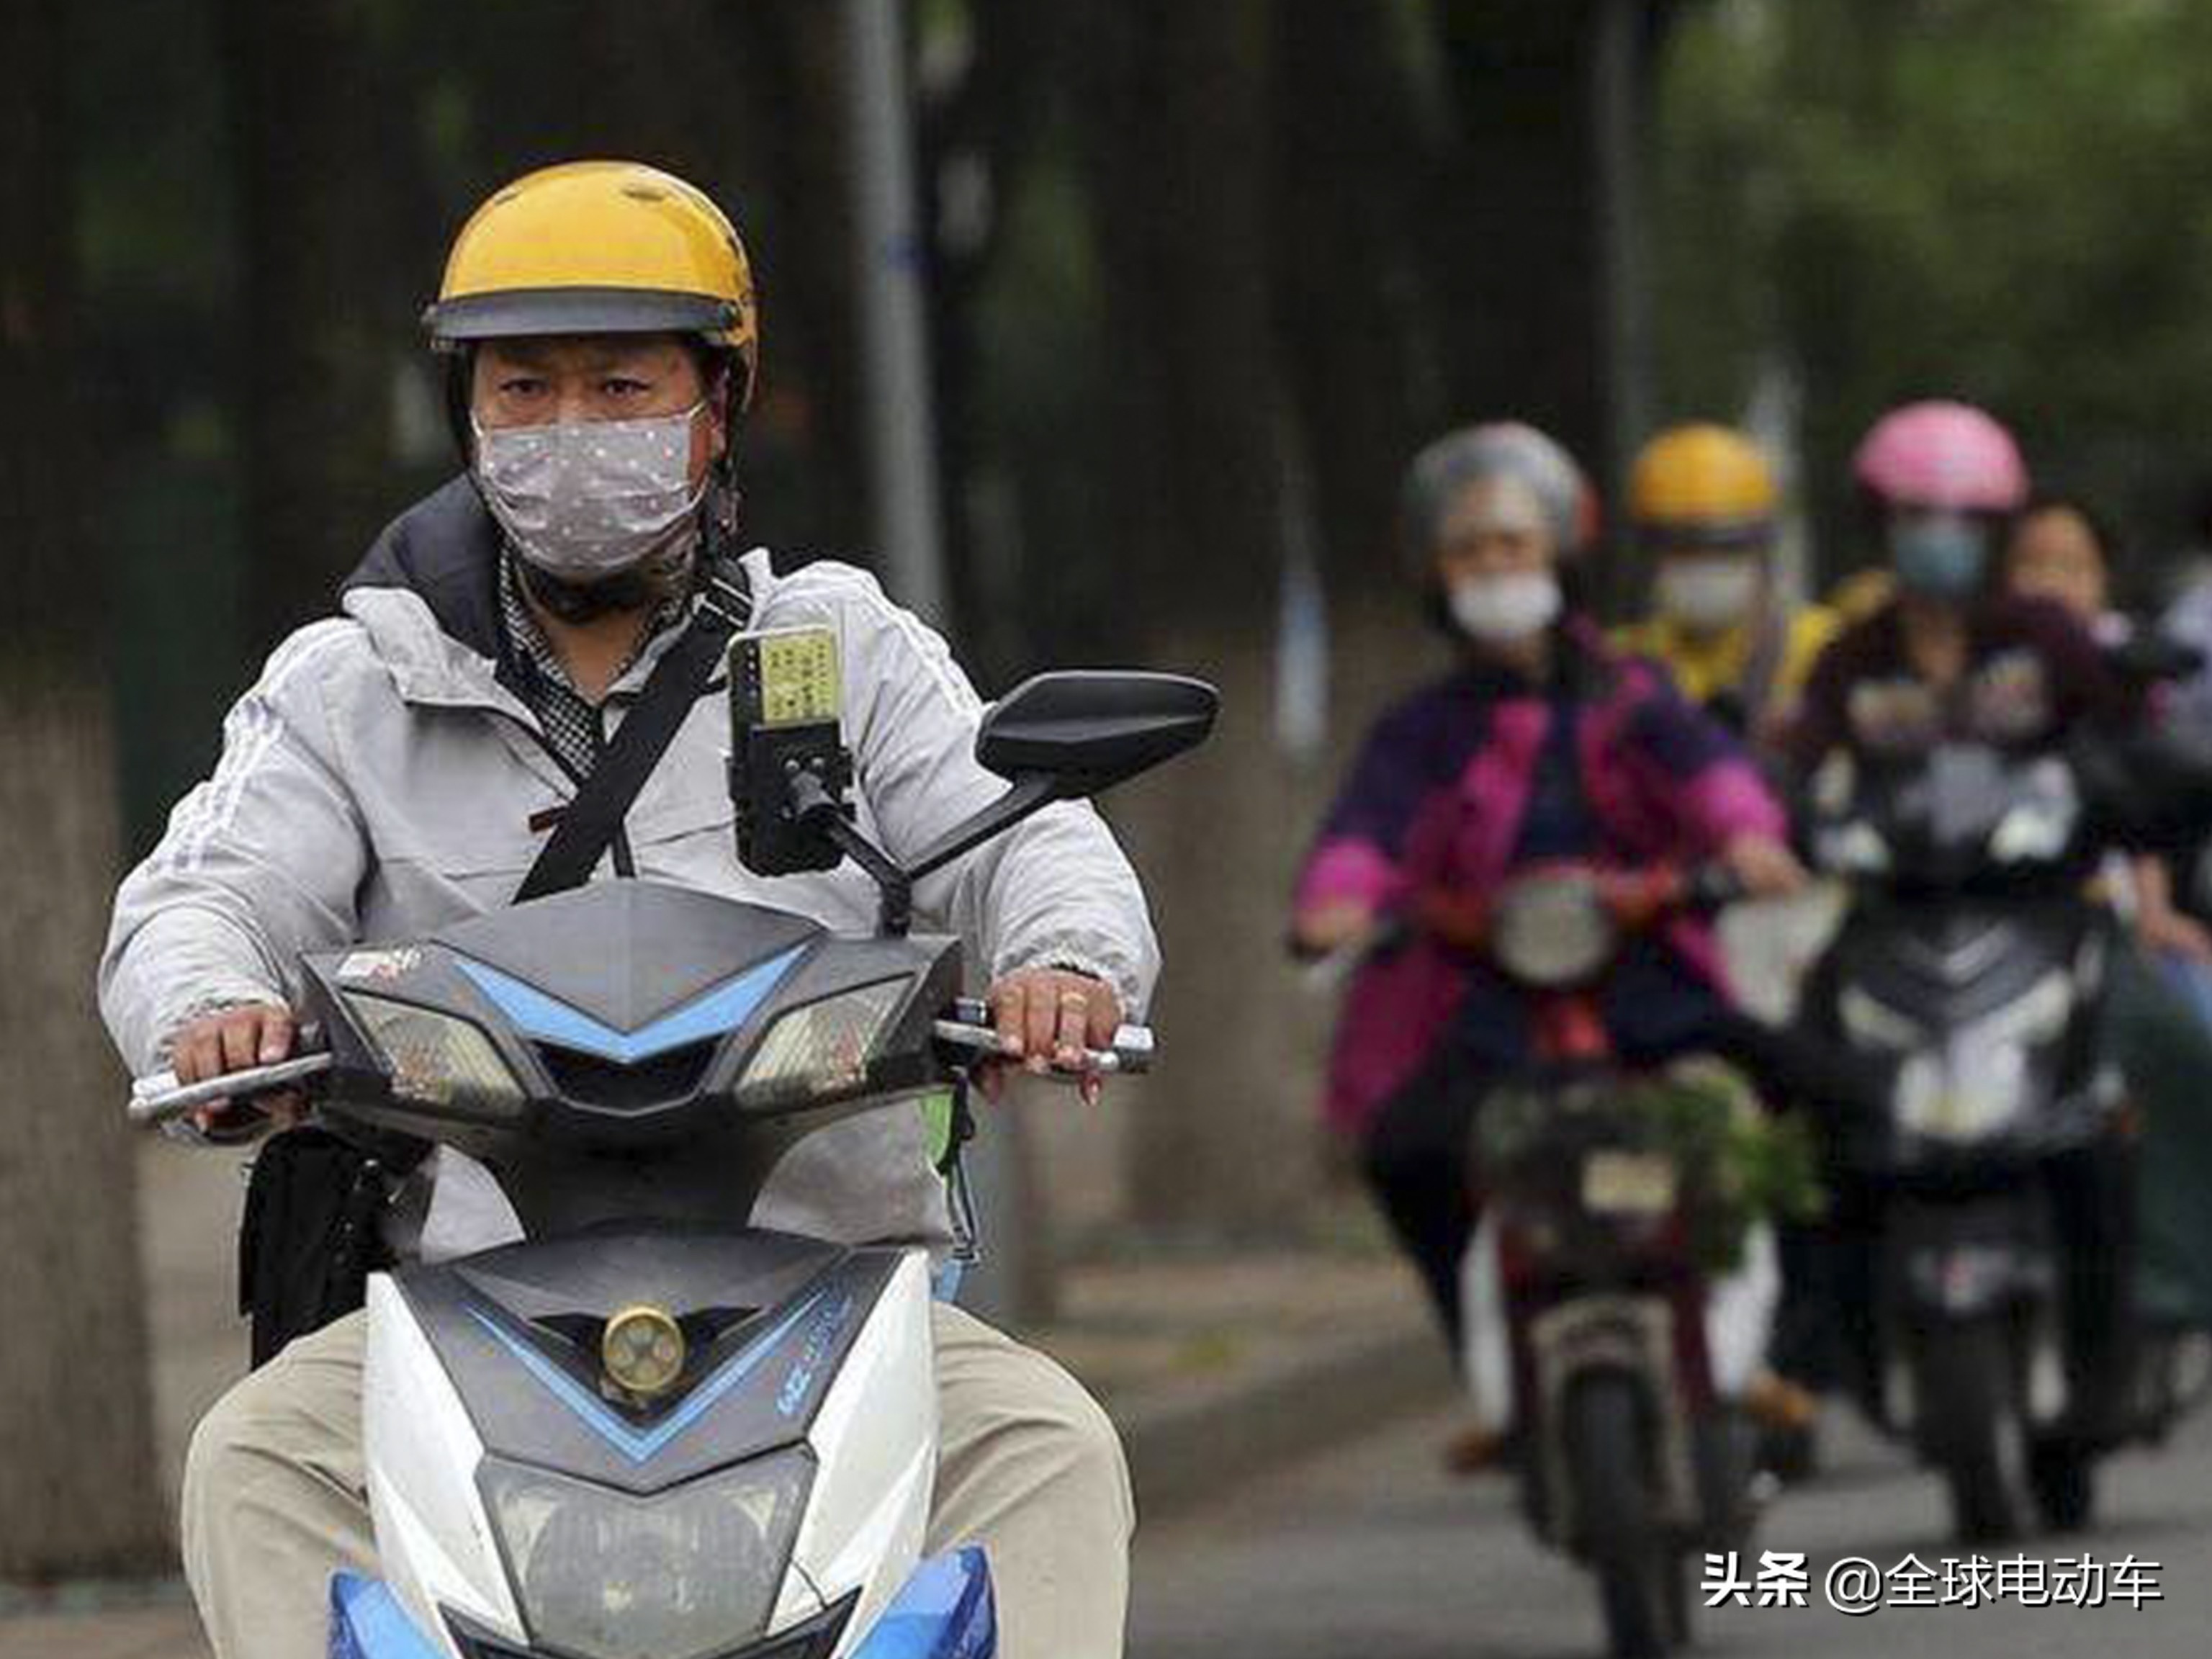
[169, 1002, 306, 1138]
[982, 968, 1123, 1106]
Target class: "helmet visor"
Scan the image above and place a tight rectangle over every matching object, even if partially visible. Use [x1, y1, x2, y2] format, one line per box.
[425, 286, 739, 349]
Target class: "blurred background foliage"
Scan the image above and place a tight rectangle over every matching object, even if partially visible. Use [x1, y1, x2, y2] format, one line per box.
[73, 0, 2212, 847]
[1655, 0, 2212, 595]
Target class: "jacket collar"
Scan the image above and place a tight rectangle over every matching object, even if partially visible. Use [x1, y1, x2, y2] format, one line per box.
[339, 474, 759, 714]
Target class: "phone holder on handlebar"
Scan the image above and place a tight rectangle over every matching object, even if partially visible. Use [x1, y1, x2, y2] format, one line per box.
[729, 642, 1218, 938]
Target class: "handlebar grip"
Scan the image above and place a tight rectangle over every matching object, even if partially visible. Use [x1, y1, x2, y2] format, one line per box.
[932, 1018, 1156, 1079]
[126, 1053, 333, 1128]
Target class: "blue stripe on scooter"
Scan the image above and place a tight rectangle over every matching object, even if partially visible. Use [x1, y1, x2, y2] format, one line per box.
[467, 1290, 823, 1465]
[850, 1547, 997, 1659]
[328, 1573, 446, 1658]
[455, 945, 805, 1064]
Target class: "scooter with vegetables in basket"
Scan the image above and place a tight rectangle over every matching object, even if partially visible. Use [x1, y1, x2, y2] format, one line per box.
[1440, 863, 1816, 1659]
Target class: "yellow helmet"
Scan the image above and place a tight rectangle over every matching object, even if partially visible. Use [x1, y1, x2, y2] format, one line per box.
[424, 161, 758, 410]
[1629, 423, 1778, 550]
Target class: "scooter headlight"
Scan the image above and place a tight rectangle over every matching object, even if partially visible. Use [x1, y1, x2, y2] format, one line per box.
[1489, 873, 1618, 988]
[1988, 757, 2080, 865]
[480, 1450, 814, 1659]
[1892, 970, 2074, 1144]
[736, 981, 906, 1110]
[343, 993, 525, 1120]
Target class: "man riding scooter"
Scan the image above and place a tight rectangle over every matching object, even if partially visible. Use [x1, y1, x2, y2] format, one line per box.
[98, 162, 1151, 1659]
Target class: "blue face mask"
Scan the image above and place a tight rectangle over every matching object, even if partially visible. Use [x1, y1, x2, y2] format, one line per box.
[1890, 513, 1990, 598]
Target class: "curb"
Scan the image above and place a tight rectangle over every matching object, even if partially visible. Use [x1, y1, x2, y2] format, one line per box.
[1115, 1311, 1455, 1519]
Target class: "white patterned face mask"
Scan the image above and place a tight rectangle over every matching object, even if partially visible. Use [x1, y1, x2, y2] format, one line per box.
[472, 403, 707, 581]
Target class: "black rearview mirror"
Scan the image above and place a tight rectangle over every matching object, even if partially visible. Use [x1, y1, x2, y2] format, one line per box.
[976, 671, 1218, 791]
[904, 671, 1219, 885]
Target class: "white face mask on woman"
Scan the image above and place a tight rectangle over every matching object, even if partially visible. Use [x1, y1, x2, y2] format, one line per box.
[472, 403, 709, 582]
[1447, 569, 1562, 647]
[1654, 555, 1762, 634]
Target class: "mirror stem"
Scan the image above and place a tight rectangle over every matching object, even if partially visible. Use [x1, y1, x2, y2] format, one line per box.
[791, 768, 913, 935]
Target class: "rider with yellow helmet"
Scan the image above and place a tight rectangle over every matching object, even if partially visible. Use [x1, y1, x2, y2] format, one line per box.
[102, 162, 1151, 1659]
[1614, 423, 1841, 739]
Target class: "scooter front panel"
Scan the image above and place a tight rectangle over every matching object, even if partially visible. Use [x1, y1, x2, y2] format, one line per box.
[394, 1229, 900, 1497]
[357, 1228, 928, 1659]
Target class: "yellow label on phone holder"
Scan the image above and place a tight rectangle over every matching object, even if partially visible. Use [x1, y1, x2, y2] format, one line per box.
[746, 626, 842, 728]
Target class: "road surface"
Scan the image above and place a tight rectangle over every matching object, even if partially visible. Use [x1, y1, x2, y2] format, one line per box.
[1132, 1397, 2211, 1658]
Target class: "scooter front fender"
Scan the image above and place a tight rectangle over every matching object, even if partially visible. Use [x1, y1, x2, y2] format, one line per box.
[328, 1574, 444, 1659]
[848, 1545, 997, 1658]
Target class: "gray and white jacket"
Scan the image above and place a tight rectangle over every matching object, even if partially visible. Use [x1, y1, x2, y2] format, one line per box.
[98, 477, 1159, 1258]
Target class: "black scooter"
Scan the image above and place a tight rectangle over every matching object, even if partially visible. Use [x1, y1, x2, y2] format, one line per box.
[1801, 739, 2146, 1539]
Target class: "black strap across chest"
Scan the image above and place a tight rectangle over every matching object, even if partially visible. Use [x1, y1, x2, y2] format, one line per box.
[513, 558, 753, 903]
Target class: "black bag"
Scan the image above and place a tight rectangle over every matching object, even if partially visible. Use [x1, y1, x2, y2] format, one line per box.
[238, 1128, 395, 1367]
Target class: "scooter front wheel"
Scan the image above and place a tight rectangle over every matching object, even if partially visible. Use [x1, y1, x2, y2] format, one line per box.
[1913, 1320, 2032, 1543]
[2028, 1437, 2097, 1532]
[1565, 1370, 1678, 1658]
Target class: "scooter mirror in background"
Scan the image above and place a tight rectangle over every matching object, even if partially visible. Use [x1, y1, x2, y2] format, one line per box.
[974, 671, 1219, 794]
[2107, 628, 2204, 691]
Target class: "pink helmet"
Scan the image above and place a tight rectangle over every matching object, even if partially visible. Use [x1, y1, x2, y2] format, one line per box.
[1852, 400, 2029, 513]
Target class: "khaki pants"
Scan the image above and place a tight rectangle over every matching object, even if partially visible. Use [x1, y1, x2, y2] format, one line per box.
[182, 1300, 1132, 1659]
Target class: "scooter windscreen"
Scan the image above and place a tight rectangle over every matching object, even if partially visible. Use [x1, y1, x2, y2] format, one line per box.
[1809, 742, 2089, 889]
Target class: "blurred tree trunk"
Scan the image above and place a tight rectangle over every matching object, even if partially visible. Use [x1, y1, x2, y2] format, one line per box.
[0, 0, 166, 1579]
[1425, 0, 1676, 604]
[1065, 0, 1331, 1237]
[920, 0, 1062, 671]
[1272, 0, 1437, 598]
[1424, 1, 1610, 467]
[692, 2, 871, 558]
[221, 0, 405, 657]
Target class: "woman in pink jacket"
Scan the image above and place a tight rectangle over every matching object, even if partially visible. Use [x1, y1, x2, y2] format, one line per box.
[1292, 423, 1805, 1353]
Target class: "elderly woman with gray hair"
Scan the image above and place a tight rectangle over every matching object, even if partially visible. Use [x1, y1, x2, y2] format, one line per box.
[1290, 422, 1806, 1457]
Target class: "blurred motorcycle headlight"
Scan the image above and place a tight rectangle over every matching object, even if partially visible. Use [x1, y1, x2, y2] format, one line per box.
[1893, 1046, 2026, 1142]
[480, 1450, 814, 1659]
[343, 993, 524, 1120]
[736, 981, 906, 1111]
[1893, 971, 2073, 1143]
[1490, 874, 1617, 988]
[1989, 761, 2080, 863]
